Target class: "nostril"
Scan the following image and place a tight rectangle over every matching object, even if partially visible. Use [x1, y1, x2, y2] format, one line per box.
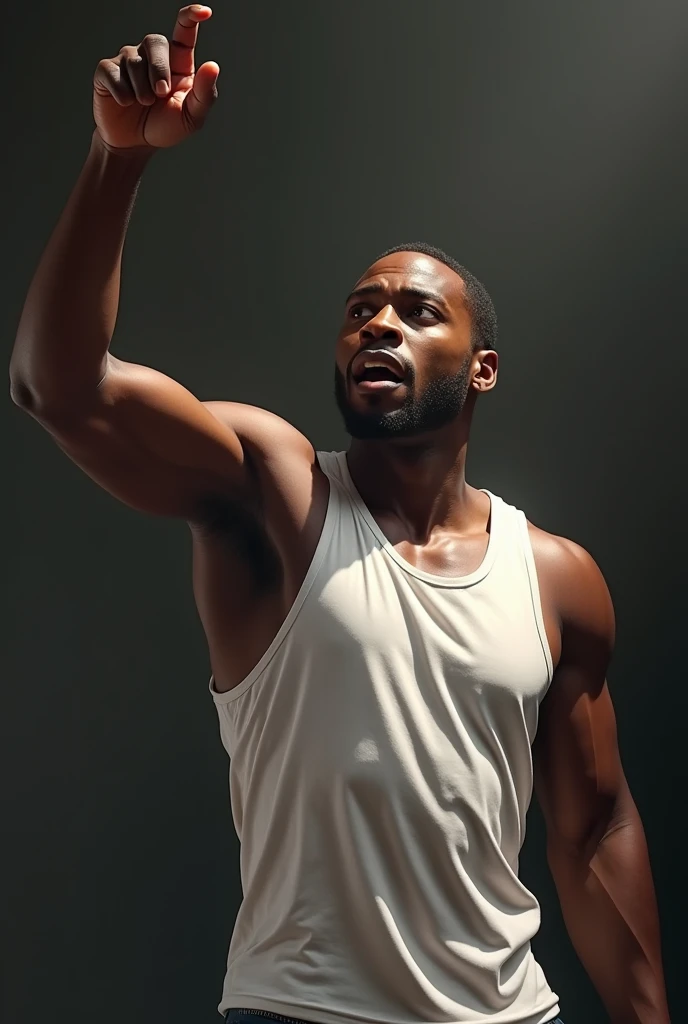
[361, 325, 401, 340]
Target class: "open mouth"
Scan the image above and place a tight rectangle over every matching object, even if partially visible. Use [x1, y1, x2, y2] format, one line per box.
[351, 354, 406, 391]
[354, 368, 403, 390]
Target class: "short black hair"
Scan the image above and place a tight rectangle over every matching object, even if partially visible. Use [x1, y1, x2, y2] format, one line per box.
[374, 242, 497, 351]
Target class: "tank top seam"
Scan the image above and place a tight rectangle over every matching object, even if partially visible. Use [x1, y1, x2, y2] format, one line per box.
[335, 451, 502, 589]
[516, 510, 555, 687]
[208, 467, 337, 705]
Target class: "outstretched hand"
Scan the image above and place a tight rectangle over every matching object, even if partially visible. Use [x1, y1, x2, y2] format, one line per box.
[92, 4, 219, 150]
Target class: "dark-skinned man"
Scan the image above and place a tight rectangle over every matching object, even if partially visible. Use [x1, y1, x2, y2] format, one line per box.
[9, 6, 669, 1024]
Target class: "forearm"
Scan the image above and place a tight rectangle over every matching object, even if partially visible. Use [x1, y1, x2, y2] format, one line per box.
[549, 799, 669, 1023]
[10, 131, 154, 412]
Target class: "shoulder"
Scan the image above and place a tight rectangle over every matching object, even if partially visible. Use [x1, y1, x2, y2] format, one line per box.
[527, 520, 602, 589]
[527, 520, 615, 654]
[203, 399, 325, 495]
[200, 400, 329, 545]
[203, 400, 315, 461]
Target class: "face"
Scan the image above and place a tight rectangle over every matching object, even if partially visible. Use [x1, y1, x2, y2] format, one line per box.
[334, 252, 483, 440]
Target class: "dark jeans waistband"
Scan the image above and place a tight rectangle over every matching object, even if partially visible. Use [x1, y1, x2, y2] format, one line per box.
[223, 1010, 565, 1024]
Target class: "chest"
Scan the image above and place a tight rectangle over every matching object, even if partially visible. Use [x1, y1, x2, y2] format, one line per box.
[223, 545, 552, 835]
[375, 517, 492, 579]
[305, 545, 552, 709]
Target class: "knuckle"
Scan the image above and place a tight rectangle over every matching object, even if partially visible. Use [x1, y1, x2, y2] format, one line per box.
[94, 57, 119, 84]
[144, 33, 168, 46]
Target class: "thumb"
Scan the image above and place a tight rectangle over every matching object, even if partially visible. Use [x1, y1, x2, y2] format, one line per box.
[184, 61, 220, 130]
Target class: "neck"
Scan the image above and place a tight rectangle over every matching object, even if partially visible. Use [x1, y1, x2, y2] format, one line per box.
[346, 422, 479, 541]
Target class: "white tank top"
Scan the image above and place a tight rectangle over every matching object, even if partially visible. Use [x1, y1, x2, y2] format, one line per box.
[209, 450, 561, 1024]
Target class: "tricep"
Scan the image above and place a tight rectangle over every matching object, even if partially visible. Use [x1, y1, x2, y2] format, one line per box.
[19, 356, 252, 520]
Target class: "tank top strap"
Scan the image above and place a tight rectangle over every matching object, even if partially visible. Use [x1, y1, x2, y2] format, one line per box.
[316, 449, 349, 489]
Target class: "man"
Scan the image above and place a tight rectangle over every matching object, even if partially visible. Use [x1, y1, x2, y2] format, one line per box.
[9, 6, 669, 1024]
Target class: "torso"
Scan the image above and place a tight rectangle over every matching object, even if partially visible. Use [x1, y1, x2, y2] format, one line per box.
[190, 463, 563, 693]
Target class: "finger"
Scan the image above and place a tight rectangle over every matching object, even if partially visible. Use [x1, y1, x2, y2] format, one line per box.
[93, 55, 135, 106]
[140, 33, 171, 97]
[182, 60, 219, 129]
[119, 44, 156, 106]
[171, 4, 212, 77]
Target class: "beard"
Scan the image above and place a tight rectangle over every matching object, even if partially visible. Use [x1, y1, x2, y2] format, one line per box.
[334, 357, 473, 440]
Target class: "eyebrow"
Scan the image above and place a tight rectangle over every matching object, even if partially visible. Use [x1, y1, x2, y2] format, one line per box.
[344, 281, 451, 311]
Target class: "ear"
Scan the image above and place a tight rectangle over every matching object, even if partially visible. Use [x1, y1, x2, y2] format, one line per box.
[471, 349, 499, 392]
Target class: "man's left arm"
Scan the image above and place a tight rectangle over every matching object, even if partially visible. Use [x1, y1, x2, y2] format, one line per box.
[532, 537, 670, 1024]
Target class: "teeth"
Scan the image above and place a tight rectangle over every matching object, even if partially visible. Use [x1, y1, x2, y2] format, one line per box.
[363, 359, 400, 376]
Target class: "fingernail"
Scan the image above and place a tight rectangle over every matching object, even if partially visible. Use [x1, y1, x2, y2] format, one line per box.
[155, 81, 169, 96]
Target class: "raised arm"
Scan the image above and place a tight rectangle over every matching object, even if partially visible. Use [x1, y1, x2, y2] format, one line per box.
[532, 537, 670, 1024]
[9, 5, 312, 521]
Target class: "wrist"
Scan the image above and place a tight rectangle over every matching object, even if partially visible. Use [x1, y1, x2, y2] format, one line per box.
[89, 129, 157, 174]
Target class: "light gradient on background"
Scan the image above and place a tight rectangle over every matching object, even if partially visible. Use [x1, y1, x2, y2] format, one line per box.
[4, 2, 686, 1021]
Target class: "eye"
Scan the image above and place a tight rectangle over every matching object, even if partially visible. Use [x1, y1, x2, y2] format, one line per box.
[412, 305, 438, 321]
[350, 304, 374, 319]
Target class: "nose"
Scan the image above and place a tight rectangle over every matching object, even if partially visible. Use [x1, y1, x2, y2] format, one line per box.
[360, 304, 403, 347]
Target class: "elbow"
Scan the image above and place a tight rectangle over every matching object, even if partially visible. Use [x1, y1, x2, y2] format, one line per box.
[10, 373, 55, 420]
[10, 353, 109, 422]
[546, 812, 613, 863]
[9, 372, 39, 413]
[10, 373, 79, 427]
[9, 347, 42, 413]
[546, 785, 636, 863]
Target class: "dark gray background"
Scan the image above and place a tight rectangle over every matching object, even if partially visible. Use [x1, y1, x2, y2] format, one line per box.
[4, 2, 686, 1021]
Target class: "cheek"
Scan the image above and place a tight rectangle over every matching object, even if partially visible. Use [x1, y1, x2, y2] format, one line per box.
[422, 343, 472, 379]
[415, 349, 452, 384]
[335, 331, 358, 371]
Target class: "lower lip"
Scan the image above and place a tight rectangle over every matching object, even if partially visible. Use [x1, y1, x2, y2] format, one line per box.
[353, 379, 404, 392]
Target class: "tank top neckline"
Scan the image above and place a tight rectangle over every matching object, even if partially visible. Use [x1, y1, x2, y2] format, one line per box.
[335, 451, 503, 589]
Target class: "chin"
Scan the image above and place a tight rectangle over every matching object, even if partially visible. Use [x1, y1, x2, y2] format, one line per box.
[338, 407, 423, 441]
[334, 368, 413, 437]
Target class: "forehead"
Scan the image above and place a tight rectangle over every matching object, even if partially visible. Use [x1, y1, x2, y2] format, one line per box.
[352, 252, 467, 309]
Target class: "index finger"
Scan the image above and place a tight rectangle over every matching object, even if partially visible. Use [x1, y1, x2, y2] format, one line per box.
[171, 4, 212, 77]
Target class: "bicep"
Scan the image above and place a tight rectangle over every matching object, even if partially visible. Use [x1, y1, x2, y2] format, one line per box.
[36, 355, 251, 518]
[534, 668, 625, 852]
[533, 537, 625, 852]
